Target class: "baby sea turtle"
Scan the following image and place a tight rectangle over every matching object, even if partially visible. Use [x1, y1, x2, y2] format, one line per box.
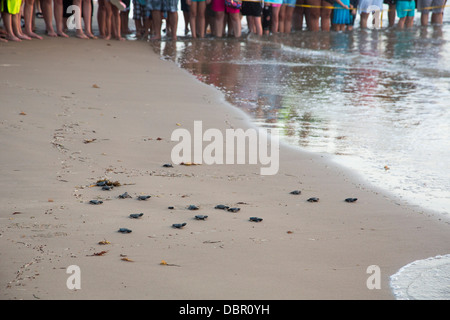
[89, 200, 103, 205]
[96, 180, 108, 187]
[249, 217, 263, 222]
[162, 163, 173, 168]
[195, 215, 208, 220]
[172, 222, 187, 229]
[137, 195, 151, 201]
[129, 213, 144, 219]
[307, 197, 319, 202]
[168, 206, 175, 210]
[118, 192, 132, 199]
[215, 204, 229, 210]
[227, 207, 240, 213]
[187, 205, 199, 210]
[290, 190, 301, 195]
[102, 185, 113, 191]
[345, 198, 358, 203]
[118, 228, 132, 233]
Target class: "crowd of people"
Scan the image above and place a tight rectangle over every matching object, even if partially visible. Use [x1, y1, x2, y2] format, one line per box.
[0, 0, 447, 42]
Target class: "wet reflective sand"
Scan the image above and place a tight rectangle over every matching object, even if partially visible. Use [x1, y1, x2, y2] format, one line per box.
[152, 22, 450, 217]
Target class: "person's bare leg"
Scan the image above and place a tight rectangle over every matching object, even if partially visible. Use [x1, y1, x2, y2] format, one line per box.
[405, 15, 414, 28]
[388, 4, 395, 27]
[431, 12, 443, 24]
[271, 5, 281, 33]
[321, 0, 332, 31]
[397, 16, 405, 29]
[54, 0, 69, 37]
[98, 0, 106, 37]
[189, 2, 197, 38]
[82, 0, 96, 38]
[214, 10, 224, 37]
[279, 5, 286, 32]
[13, 14, 32, 39]
[284, 6, 294, 32]
[70, 0, 88, 38]
[254, 16, 262, 35]
[169, 11, 178, 40]
[151, 10, 162, 39]
[230, 11, 241, 37]
[104, 0, 112, 39]
[41, 0, 57, 36]
[1, 12, 21, 41]
[24, 0, 43, 38]
[360, 11, 368, 28]
[197, 1, 206, 37]
[110, 6, 124, 39]
[306, 0, 319, 31]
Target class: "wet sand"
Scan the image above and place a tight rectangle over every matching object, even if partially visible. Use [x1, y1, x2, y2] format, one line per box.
[1, 36, 449, 300]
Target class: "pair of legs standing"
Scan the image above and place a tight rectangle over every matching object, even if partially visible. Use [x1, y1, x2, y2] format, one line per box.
[1, 0, 31, 41]
[211, 0, 240, 38]
[150, 0, 178, 40]
[40, 0, 94, 38]
[305, 0, 332, 31]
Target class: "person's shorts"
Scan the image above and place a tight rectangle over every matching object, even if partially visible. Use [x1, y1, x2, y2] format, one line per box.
[0, 0, 21, 14]
[148, 0, 178, 11]
[133, 0, 151, 18]
[283, 0, 297, 6]
[396, 0, 415, 17]
[358, 0, 383, 13]
[383, 0, 396, 5]
[180, 0, 190, 11]
[241, 1, 263, 16]
[417, 0, 445, 13]
[211, 0, 241, 13]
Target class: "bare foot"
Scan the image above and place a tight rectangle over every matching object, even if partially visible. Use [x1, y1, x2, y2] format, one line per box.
[76, 31, 89, 39]
[57, 31, 69, 38]
[26, 31, 43, 40]
[18, 33, 32, 40]
[0, 37, 8, 42]
[86, 32, 98, 39]
[46, 29, 58, 37]
[7, 34, 21, 41]
[116, 36, 125, 41]
[150, 35, 161, 41]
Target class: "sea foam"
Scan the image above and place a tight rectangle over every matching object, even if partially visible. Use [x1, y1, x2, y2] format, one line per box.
[390, 254, 450, 300]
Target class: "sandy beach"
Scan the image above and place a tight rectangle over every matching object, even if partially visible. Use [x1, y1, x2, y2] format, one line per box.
[1, 34, 449, 300]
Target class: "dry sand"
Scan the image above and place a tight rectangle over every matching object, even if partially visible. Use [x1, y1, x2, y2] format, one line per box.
[1, 35, 449, 300]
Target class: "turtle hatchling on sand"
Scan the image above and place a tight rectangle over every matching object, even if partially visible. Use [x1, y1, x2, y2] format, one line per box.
[345, 198, 358, 203]
[307, 197, 319, 202]
[227, 207, 240, 213]
[187, 205, 199, 210]
[118, 192, 132, 199]
[215, 204, 229, 210]
[195, 215, 208, 220]
[89, 200, 103, 205]
[290, 190, 301, 195]
[129, 213, 144, 219]
[137, 195, 151, 201]
[172, 223, 187, 229]
[249, 217, 263, 222]
[118, 228, 132, 233]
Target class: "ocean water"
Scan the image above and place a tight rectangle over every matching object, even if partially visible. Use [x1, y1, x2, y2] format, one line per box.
[153, 8, 450, 299]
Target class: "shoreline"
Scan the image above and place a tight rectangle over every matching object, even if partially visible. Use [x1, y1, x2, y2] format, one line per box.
[1, 37, 449, 300]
